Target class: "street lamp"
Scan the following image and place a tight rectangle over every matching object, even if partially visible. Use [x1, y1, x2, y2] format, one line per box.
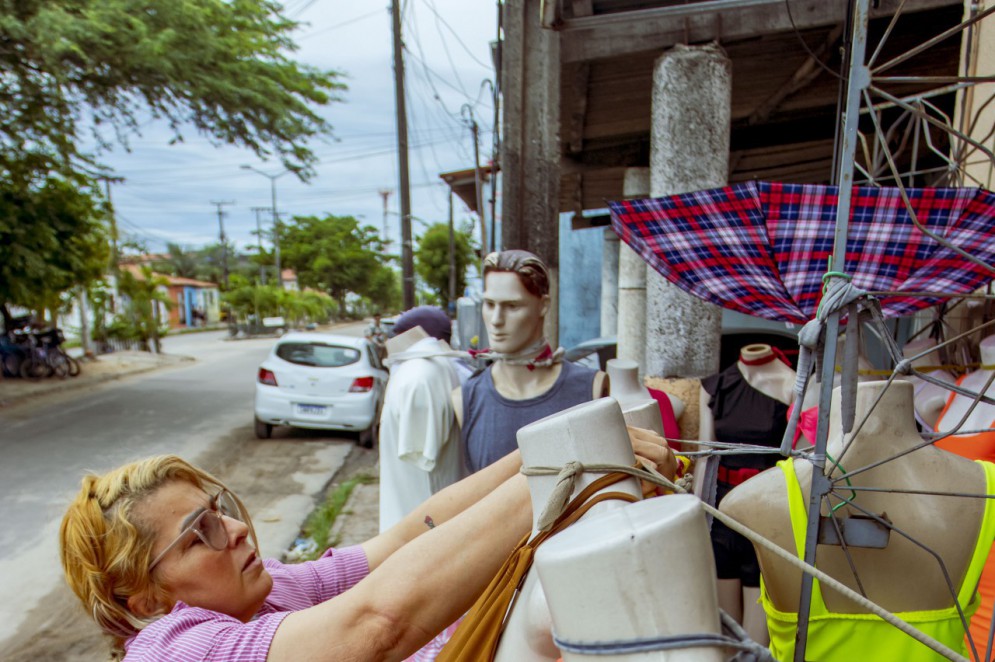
[241, 165, 291, 288]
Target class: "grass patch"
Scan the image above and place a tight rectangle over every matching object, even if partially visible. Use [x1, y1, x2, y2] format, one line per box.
[298, 472, 377, 561]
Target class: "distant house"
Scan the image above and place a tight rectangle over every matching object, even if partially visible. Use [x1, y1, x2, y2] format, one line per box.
[164, 275, 221, 328]
[281, 269, 299, 292]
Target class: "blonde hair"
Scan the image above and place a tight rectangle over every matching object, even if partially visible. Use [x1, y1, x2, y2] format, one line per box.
[59, 455, 258, 643]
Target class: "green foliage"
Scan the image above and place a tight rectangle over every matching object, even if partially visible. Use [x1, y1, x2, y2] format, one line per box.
[280, 215, 397, 312]
[0, 171, 109, 311]
[298, 472, 377, 560]
[222, 284, 337, 326]
[0, 0, 345, 180]
[414, 223, 476, 309]
[112, 266, 173, 351]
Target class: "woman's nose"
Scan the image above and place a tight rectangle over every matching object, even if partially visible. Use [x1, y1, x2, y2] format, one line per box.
[223, 515, 249, 547]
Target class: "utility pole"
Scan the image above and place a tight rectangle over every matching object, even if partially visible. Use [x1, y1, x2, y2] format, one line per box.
[378, 189, 392, 247]
[448, 190, 457, 314]
[251, 206, 271, 285]
[391, 0, 415, 309]
[98, 175, 125, 272]
[241, 165, 289, 289]
[210, 200, 235, 289]
[462, 104, 487, 255]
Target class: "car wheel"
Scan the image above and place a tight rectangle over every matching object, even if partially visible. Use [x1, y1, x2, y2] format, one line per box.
[359, 412, 379, 449]
[254, 417, 273, 439]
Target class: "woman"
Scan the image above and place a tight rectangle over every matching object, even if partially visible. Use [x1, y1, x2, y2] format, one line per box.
[60, 430, 674, 661]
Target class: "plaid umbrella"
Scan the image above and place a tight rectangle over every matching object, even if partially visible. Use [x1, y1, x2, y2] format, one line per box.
[608, 181, 995, 324]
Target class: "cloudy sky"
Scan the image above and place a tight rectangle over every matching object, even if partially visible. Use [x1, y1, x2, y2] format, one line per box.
[92, 1, 498, 254]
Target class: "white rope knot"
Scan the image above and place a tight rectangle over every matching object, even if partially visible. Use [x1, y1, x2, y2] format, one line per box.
[536, 461, 584, 531]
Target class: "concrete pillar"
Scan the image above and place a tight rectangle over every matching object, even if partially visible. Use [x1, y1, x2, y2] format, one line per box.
[617, 168, 650, 372]
[600, 228, 620, 338]
[646, 43, 729, 378]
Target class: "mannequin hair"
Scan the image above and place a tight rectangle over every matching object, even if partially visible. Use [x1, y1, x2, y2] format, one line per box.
[483, 249, 550, 298]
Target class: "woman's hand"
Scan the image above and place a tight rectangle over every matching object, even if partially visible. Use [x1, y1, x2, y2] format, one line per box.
[626, 426, 679, 496]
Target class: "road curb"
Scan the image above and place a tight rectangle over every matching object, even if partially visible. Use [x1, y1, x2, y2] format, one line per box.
[0, 354, 194, 409]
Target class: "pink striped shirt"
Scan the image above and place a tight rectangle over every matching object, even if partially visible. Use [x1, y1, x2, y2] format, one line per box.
[124, 546, 369, 662]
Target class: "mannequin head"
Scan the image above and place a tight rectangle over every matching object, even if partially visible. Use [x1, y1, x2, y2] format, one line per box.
[482, 250, 550, 355]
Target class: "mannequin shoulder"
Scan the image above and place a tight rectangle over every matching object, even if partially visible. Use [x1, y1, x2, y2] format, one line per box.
[451, 386, 463, 427]
[719, 462, 793, 522]
[593, 371, 609, 399]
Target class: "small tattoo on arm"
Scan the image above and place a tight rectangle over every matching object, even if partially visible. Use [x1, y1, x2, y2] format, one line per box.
[424, 515, 436, 529]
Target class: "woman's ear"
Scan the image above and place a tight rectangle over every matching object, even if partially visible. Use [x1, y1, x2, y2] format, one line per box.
[127, 590, 161, 619]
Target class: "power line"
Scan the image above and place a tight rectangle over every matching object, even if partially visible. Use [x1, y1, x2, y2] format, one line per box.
[420, 0, 492, 69]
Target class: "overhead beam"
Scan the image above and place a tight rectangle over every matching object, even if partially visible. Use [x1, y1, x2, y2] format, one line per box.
[749, 23, 845, 125]
[558, 0, 960, 63]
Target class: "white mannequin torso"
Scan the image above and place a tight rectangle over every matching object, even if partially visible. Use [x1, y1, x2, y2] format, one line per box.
[897, 337, 956, 430]
[607, 358, 685, 420]
[721, 380, 987, 613]
[494, 398, 643, 662]
[935, 334, 995, 434]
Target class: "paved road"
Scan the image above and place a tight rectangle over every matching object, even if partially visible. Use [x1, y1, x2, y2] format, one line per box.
[0, 322, 367, 651]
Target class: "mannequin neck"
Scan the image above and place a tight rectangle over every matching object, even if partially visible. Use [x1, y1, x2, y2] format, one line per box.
[386, 326, 429, 356]
[827, 381, 921, 469]
[607, 359, 651, 406]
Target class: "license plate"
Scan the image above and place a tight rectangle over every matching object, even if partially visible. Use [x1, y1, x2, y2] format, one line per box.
[295, 404, 327, 417]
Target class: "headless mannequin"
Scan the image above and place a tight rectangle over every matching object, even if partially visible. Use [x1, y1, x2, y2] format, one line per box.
[698, 343, 794, 643]
[535, 494, 724, 662]
[721, 380, 987, 613]
[494, 398, 644, 662]
[452, 269, 607, 425]
[385, 325, 429, 356]
[935, 333, 995, 442]
[897, 337, 956, 431]
[608, 358, 686, 421]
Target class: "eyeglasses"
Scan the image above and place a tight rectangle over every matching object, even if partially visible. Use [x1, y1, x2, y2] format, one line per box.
[148, 489, 245, 572]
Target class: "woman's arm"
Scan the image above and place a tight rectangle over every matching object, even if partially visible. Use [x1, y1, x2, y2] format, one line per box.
[268, 472, 531, 661]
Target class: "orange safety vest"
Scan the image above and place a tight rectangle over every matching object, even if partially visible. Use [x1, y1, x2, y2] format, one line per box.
[436, 472, 639, 662]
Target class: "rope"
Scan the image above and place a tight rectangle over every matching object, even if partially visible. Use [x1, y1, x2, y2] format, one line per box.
[523, 461, 970, 662]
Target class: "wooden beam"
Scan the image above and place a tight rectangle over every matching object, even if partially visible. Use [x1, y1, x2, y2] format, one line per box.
[748, 23, 844, 125]
[563, 62, 590, 154]
[569, 0, 593, 18]
[559, 0, 959, 63]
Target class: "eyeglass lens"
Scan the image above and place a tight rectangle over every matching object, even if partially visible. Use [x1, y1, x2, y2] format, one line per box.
[195, 491, 244, 550]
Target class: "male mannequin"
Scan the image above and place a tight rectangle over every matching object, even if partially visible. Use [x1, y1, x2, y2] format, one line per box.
[721, 380, 995, 661]
[453, 250, 607, 473]
[698, 343, 795, 644]
[378, 307, 466, 532]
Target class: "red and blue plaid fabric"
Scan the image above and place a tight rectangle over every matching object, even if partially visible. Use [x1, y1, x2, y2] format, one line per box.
[608, 181, 995, 324]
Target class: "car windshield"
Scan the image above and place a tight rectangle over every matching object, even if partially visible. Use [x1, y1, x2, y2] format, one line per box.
[276, 342, 360, 368]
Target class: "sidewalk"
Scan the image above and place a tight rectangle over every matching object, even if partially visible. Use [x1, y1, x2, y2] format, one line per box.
[0, 351, 193, 408]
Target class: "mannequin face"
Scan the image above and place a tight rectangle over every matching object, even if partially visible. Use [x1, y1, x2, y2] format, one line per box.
[482, 271, 548, 354]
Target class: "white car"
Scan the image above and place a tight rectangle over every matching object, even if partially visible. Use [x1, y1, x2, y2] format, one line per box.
[254, 333, 388, 446]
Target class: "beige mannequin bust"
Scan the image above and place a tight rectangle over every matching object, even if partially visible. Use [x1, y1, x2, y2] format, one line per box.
[697, 343, 795, 644]
[608, 358, 686, 421]
[452, 250, 607, 427]
[897, 337, 956, 430]
[721, 380, 987, 613]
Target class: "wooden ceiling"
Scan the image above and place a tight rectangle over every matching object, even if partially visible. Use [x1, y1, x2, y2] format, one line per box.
[555, 0, 966, 215]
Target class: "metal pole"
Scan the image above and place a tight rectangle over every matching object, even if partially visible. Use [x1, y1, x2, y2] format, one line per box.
[448, 190, 457, 312]
[251, 206, 269, 285]
[793, 1, 869, 660]
[391, 0, 415, 309]
[270, 179, 282, 289]
[210, 200, 234, 290]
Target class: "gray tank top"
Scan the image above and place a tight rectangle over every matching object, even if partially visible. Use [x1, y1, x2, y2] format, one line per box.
[461, 360, 597, 472]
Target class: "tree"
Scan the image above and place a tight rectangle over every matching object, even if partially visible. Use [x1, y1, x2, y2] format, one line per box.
[111, 266, 172, 353]
[280, 215, 396, 312]
[0, 170, 109, 328]
[415, 223, 476, 310]
[0, 0, 345, 181]
[153, 244, 200, 280]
